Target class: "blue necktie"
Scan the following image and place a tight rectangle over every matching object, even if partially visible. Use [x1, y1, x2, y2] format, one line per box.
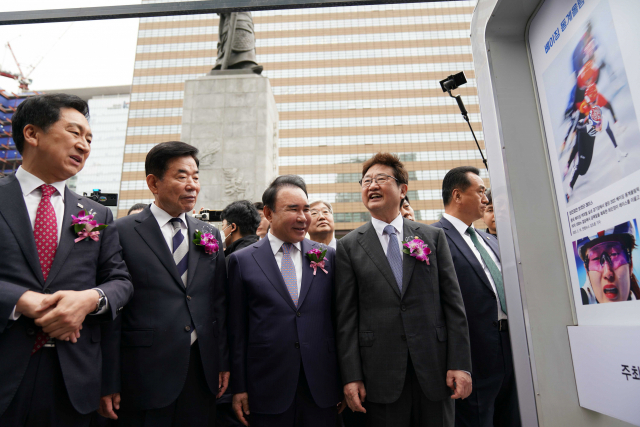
[281, 243, 299, 306]
[384, 225, 403, 292]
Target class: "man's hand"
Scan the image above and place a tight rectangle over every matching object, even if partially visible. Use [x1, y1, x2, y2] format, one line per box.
[98, 393, 121, 420]
[15, 291, 52, 319]
[217, 371, 230, 398]
[447, 370, 472, 400]
[34, 290, 99, 341]
[232, 393, 250, 426]
[343, 381, 367, 413]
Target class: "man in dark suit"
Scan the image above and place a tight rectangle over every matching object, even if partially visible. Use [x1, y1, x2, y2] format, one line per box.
[0, 94, 133, 426]
[227, 175, 342, 427]
[431, 166, 520, 427]
[100, 141, 229, 427]
[335, 153, 472, 427]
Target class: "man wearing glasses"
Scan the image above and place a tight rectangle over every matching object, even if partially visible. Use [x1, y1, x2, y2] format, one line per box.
[335, 153, 471, 427]
[308, 200, 337, 249]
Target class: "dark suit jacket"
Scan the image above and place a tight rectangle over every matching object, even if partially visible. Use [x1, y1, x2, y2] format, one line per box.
[0, 174, 133, 416]
[227, 237, 341, 415]
[432, 218, 503, 379]
[105, 206, 229, 410]
[335, 218, 471, 404]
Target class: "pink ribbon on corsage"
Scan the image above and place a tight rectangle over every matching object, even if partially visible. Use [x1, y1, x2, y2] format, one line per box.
[75, 230, 100, 243]
[309, 258, 328, 276]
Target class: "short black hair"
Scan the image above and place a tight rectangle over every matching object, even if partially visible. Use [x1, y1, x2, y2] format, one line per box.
[254, 201, 264, 211]
[262, 175, 308, 211]
[221, 200, 261, 236]
[127, 203, 148, 215]
[485, 188, 492, 205]
[400, 194, 411, 209]
[442, 166, 480, 206]
[12, 93, 89, 154]
[145, 141, 199, 180]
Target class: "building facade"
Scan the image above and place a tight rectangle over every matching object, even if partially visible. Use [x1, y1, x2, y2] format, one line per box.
[118, 1, 488, 231]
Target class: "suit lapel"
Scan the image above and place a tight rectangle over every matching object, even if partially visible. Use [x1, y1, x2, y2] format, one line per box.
[357, 222, 401, 298]
[185, 216, 202, 287]
[45, 187, 79, 287]
[251, 237, 297, 312]
[297, 239, 316, 309]
[401, 219, 418, 298]
[134, 208, 185, 291]
[0, 175, 44, 286]
[439, 218, 494, 293]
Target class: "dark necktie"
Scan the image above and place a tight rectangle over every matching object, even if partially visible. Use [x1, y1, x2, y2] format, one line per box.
[280, 243, 299, 306]
[467, 226, 507, 314]
[384, 224, 403, 293]
[170, 218, 188, 287]
[32, 184, 58, 354]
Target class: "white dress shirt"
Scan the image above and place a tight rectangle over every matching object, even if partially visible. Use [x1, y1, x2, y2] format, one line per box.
[150, 202, 188, 251]
[442, 213, 507, 320]
[267, 232, 303, 294]
[11, 167, 108, 320]
[371, 213, 405, 255]
[328, 237, 337, 250]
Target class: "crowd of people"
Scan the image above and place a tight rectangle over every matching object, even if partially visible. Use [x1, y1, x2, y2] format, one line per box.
[0, 94, 520, 427]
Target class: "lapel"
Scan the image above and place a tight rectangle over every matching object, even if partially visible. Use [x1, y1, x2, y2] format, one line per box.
[0, 174, 45, 286]
[185, 215, 202, 287]
[251, 237, 297, 312]
[297, 239, 317, 309]
[356, 222, 401, 298]
[438, 218, 494, 293]
[134, 207, 185, 291]
[481, 231, 501, 261]
[401, 218, 419, 298]
[45, 187, 81, 288]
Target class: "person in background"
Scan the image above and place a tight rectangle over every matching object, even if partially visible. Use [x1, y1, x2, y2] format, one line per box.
[308, 200, 337, 249]
[127, 203, 147, 216]
[432, 166, 520, 427]
[254, 201, 270, 239]
[400, 195, 415, 221]
[483, 189, 497, 237]
[221, 200, 261, 259]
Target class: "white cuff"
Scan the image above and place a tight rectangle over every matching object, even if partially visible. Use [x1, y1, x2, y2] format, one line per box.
[8, 305, 21, 321]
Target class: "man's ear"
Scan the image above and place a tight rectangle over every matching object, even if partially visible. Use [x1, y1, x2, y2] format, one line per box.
[22, 124, 41, 150]
[452, 188, 462, 204]
[146, 174, 159, 195]
[400, 183, 408, 198]
[264, 206, 273, 222]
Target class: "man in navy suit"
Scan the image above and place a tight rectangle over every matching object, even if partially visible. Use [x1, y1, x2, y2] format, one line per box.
[227, 175, 342, 427]
[0, 94, 133, 426]
[432, 166, 520, 427]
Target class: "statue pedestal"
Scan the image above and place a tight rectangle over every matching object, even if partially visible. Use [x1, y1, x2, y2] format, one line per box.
[181, 73, 279, 210]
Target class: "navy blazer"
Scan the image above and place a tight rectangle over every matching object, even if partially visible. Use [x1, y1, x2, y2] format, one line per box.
[104, 206, 229, 411]
[227, 237, 341, 415]
[431, 217, 503, 379]
[0, 174, 133, 416]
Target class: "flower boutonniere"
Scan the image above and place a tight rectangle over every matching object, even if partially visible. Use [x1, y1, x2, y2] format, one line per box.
[402, 236, 431, 265]
[306, 247, 328, 275]
[72, 210, 108, 243]
[193, 230, 219, 255]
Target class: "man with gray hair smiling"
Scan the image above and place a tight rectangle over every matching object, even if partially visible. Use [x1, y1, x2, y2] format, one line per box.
[308, 200, 337, 249]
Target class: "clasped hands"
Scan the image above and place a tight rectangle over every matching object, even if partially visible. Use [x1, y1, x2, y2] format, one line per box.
[15, 289, 101, 343]
[343, 370, 472, 413]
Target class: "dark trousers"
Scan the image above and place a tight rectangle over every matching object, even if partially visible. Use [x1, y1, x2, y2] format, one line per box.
[365, 357, 454, 427]
[117, 341, 215, 427]
[455, 330, 521, 427]
[249, 364, 338, 427]
[0, 347, 92, 427]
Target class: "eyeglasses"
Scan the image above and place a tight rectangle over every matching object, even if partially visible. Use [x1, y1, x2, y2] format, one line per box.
[586, 242, 630, 272]
[310, 209, 333, 217]
[359, 173, 399, 188]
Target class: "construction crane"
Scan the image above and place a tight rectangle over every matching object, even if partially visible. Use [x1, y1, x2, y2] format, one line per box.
[0, 42, 34, 91]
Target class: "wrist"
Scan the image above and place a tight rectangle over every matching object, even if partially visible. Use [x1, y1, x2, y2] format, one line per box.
[86, 289, 101, 314]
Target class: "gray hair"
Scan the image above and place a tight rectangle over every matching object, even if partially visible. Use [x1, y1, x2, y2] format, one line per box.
[310, 200, 333, 213]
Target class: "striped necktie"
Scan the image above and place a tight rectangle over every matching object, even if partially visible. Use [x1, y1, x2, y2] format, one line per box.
[280, 243, 299, 306]
[384, 224, 403, 293]
[170, 218, 188, 286]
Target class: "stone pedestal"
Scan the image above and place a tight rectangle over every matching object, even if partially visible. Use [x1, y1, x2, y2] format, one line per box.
[181, 73, 279, 210]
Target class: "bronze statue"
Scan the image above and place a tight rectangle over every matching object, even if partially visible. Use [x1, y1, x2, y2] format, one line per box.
[212, 12, 263, 74]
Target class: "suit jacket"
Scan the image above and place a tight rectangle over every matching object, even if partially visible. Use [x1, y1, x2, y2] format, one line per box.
[105, 206, 229, 410]
[432, 218, 503, 379]
[0, 174, 133, 416]
[227, 237, 341, 415]
[335, 218, 471, 403]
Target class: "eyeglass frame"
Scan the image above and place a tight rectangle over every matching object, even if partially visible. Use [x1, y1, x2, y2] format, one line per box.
[359, 173, 400, 188]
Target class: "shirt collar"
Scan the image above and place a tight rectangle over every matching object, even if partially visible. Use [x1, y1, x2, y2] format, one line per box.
[267, 231, 302, 255]
[371, 213, 404, 239]
[150, 202, 187, 229]
[442, 212, 473, 236]
[15, 166, 66, 201]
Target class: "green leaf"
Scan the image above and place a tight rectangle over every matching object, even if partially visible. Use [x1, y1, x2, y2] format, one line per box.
[93, 224, 108, 232]
[402, 248, 411, 255]
[74, 224, 85, 233]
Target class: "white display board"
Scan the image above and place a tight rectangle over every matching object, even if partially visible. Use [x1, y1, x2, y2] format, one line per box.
[529, 0, 640, 326]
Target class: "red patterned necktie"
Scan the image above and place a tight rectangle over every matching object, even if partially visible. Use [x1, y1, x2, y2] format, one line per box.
[32, 184, 58, 354]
